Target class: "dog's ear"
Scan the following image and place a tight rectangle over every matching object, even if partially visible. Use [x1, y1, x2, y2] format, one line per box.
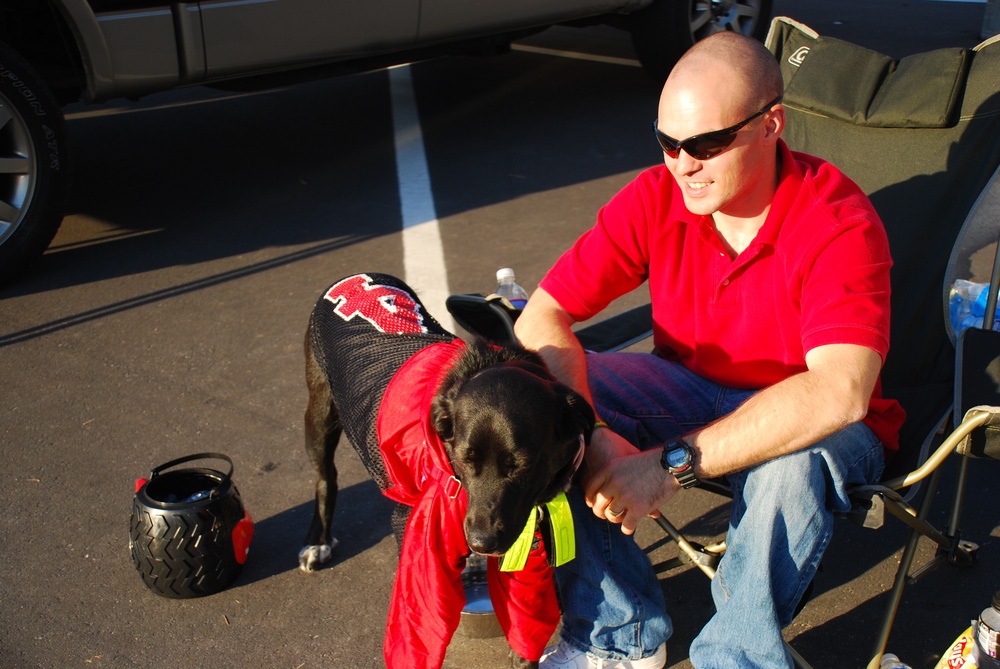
[558, 386, 596, 443]
[431, 393, 455, 442]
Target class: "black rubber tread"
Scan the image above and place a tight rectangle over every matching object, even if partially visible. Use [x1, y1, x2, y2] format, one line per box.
[129, 497, 243, 599]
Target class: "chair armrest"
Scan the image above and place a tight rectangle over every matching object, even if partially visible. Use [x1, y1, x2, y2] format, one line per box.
[575, 304, 654, 353]
[957, 405, 1000, 459]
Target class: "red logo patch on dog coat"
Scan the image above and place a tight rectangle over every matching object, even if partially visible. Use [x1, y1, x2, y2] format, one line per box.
[324, 274, 428, 334]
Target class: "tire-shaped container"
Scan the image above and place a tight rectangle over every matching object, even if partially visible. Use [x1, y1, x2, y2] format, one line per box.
[129, 453, 253, 598]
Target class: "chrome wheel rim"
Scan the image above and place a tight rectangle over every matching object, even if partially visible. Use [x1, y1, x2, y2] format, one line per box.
[691, 0, 764, 41]
[0, 93, 35, 245]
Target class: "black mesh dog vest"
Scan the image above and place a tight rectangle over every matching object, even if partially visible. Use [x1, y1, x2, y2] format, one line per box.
[308, 273, 454, 491]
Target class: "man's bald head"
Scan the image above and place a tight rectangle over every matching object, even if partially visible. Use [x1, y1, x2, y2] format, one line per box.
[667, 32, 783, 114]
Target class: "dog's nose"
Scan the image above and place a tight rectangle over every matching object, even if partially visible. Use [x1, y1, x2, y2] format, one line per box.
[465, 520, 504, 555]
[466, 532, 500, 556]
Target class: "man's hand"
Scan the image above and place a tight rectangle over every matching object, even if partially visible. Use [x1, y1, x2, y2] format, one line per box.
[582, 428, 680, 535]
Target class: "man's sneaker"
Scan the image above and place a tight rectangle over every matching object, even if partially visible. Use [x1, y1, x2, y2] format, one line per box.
[539, 640, 667, 669]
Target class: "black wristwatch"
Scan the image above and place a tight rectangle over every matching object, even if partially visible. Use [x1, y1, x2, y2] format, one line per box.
[661, 440, 699, 489]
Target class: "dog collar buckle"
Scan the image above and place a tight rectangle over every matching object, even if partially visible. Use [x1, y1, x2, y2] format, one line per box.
[445, 475, 463, 499]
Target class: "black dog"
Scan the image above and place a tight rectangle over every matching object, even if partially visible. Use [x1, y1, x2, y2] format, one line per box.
[299, 273, 594, 669]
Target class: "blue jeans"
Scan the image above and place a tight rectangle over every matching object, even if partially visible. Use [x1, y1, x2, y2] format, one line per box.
[555, 352, 885, 668]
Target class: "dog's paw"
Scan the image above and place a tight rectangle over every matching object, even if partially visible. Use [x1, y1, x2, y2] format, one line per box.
[298, 539, 338, 571]
[508, 649, 538, 669]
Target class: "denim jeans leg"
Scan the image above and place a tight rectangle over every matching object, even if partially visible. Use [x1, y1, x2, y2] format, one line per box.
[554, 352, 749, 660]
[555, 485, 672, 661]
[688, 422, 885, 669]
[586, 352, 728, 449]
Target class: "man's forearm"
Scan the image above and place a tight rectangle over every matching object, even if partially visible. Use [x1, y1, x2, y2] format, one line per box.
[689, 344, 881, 478]
[513, 288, 594, 405]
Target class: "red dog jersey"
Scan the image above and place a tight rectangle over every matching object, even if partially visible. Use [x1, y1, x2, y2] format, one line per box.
[310, 273, 559, 668]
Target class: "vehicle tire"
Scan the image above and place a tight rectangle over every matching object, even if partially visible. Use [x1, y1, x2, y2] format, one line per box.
[629, 0, 774, 83]
[0, 39, 69, 286]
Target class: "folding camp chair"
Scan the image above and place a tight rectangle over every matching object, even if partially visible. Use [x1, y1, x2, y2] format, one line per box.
[765, 18, 1000, 668]
[447, 16, 1000, 668]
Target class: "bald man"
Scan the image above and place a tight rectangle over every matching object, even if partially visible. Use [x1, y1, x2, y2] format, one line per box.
[515, 32, 904, 669]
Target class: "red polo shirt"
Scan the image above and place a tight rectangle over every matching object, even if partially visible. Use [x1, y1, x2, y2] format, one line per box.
[540, 141, 904, 452]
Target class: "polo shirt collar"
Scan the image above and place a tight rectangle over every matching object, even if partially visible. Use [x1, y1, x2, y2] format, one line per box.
[754, 139, 802, 247]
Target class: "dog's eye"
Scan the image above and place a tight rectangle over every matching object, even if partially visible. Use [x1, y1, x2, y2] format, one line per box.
[503, 453, 526, 478]
[461, 450, 487, 476]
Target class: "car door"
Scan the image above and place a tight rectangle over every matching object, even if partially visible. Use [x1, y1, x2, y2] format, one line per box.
[198, 0, 420, 78]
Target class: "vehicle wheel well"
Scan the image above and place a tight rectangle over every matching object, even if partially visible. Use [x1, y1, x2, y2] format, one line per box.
[0, 0, 86, 104]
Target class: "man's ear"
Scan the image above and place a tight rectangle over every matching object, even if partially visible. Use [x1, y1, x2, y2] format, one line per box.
[765, 104, 785, 142]
[430, 394, 455, 441]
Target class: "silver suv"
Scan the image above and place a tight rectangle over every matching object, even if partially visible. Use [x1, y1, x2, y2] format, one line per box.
[0, 0, 772, 285]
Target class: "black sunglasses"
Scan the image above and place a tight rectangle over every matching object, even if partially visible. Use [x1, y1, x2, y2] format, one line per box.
[653, 95, 782, 160]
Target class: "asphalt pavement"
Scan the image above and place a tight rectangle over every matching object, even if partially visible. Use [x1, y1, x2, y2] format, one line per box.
[1, 1, 999, 668]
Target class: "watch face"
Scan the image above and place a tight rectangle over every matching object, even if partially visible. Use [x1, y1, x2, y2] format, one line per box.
[666, 445, 689, 469]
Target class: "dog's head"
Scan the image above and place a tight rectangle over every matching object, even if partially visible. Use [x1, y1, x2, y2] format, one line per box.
[431, 338, 595, 557]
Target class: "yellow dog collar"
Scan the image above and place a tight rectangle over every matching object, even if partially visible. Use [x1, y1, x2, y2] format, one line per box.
[499, 491, 575, 571]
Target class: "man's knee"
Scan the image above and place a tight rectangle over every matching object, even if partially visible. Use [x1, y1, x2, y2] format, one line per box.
[741, 449, 826, 503]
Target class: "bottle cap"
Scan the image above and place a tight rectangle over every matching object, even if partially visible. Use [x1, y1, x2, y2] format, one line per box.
[497, 268, 515, 282]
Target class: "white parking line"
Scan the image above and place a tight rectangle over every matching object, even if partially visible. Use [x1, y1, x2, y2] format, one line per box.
[388, 64, 456, 332]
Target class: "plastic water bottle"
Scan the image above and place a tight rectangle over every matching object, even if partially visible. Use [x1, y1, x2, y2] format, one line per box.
[495, 268, 529, 310]
[880, 653, 912, 669]
[950, 279, 1000, 334]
